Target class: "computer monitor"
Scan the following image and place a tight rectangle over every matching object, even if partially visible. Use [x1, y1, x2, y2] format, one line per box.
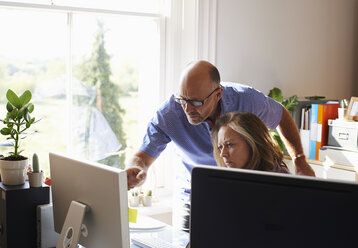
[49, 152, 129, 248]
[190, 165, 358, 248]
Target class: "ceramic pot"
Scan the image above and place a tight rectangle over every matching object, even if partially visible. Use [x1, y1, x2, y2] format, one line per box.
[142, 196, 152, 207]
[129, 196, 140, 207]
[28, 171, 44, 187]
[0, 158, 28, 185]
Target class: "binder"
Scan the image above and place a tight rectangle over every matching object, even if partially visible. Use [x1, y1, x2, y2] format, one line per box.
[309, 104, 318, 159]
[315, 104, 339, 159]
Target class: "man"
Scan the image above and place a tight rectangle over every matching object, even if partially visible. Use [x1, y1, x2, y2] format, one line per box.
[126, 60, 315, 231]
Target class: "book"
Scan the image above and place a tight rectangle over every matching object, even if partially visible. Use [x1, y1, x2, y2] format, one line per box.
[300, 106, 311, 130]
[315, 104, 340, 159]
[309, 104, 318, 159]
[300, 129, 310, 157]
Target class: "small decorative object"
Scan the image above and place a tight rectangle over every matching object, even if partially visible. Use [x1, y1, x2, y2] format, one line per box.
[142, 189, 152, 207]
[0, 89, 38, 185]
[338, 99, 348, 120]
[305, 96, 325, 100]
[346, 97, 358, 121]
[27, 153, 43, 187]
[129, 189, 140, 207]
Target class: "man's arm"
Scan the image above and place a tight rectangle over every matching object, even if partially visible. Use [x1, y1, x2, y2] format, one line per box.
[126, 150, 156, 189]
[276, 106, 316, 176]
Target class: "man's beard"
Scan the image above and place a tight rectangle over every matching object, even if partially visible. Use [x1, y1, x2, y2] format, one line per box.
[186, 112, 204, 125]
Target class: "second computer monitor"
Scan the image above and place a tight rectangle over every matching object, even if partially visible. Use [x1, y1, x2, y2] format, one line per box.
[190, 166, 358, 248]
[49, 152, 130, 248]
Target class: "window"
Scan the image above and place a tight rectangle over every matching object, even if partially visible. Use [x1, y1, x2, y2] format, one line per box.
[0, 2, 162, 186]
[0, 0, 212, 198]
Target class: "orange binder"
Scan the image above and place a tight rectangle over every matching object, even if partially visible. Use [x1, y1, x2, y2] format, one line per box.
[315, 104, 339, 159]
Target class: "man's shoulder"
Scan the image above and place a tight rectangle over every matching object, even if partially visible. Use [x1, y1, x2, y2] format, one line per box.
[221, 82, 259, 97]
[221, 82, 254, 92]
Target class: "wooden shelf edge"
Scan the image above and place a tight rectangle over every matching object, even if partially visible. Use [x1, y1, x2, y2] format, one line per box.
[283, 155, 357, 172]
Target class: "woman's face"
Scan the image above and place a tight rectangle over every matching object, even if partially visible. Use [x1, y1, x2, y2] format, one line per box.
[217, 125, 251, 168]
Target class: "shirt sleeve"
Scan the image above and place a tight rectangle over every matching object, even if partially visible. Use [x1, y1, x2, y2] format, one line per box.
[139, 112, 172, 159]
[246, 87, 283, 129]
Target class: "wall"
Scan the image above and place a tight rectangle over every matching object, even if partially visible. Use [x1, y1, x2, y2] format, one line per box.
[216, 0, 358, 100]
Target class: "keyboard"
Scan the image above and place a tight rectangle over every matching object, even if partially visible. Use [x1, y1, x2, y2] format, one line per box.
[131, 235, 182, 248]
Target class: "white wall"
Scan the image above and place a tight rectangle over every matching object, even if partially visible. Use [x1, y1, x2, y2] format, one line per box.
[216, 0, 358, 100]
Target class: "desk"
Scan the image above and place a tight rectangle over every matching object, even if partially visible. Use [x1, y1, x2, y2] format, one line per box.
[129, 215, 189, 248]
[130, 221, 189, 247]
[37, 203, 188, 248]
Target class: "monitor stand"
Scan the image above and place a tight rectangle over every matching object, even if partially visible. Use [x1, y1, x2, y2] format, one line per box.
[57, 201, 89, 248]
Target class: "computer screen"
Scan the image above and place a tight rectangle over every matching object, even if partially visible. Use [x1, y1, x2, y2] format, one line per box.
[190, 165, 358, 248]
[49, 152, 129, 248]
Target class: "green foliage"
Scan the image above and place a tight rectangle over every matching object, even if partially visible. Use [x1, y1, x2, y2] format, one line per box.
[268, 87, 298, 113]
[32, 153, 40, 173]
[283, 95, 298, 112]
[268, 87, 283, 104]
[146, 189, 152, 196]
[0, 89, 37, 159]
[131, 190, 139, 197]
[74, 20, 127, 168]
[268, 87, 299, 153]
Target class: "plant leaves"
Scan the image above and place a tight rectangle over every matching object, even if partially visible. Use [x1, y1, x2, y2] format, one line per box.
[283, 95, 298, 112]
[268, 87, 283, 103]
[25, 112, 30, 122]
[27, 103, 34, 113]
[0, 128, 11, 135]
[6, 89, 21, 108]
[10, 109, 18, 119]
[17, 106, 26, 118]
[19, 90, 32, 106]
[270, 129, 284, 153]
[6, 102, 13, 112]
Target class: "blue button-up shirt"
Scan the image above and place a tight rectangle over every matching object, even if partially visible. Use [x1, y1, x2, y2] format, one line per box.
[139, 82, 283, 200]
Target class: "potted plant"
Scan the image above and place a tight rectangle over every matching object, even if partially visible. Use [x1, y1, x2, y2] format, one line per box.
[268, 87, 298, 153]
[27, 153, 43, 187]
[0, 89, 37, 185]
[129, 189, 140, 207]
[142, 189, 152, 207]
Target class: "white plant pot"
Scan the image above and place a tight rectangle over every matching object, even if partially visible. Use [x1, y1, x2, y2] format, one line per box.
[142, 196, 152, 207]
[129, 196, 140, 207]
[28, 171, 44, 187]
[0, 158, 28, 185]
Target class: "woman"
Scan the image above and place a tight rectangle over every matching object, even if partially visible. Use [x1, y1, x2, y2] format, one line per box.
[211, 112, 289, 173]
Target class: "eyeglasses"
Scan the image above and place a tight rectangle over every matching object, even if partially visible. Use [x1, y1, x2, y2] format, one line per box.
[174, 87, 221, 107]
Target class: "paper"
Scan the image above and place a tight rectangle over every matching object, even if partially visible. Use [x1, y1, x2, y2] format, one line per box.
[350, 102, 358, 116]
[128, 207, 138, 223]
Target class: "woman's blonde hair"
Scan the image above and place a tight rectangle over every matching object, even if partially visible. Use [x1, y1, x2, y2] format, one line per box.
[211, 112, 285, 171]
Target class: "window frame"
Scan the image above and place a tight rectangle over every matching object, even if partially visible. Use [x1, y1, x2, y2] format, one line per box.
[0, 0, 219, 198]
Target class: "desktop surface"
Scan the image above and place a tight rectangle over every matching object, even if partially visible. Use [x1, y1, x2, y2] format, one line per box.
[190, 166, 358, 248]
[130, 222, 189, 248]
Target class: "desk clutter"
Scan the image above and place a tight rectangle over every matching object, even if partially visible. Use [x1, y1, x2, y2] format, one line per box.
[296, 96, 358, 167]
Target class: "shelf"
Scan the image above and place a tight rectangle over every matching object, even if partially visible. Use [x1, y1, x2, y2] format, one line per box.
[284, 155, 357, 172]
